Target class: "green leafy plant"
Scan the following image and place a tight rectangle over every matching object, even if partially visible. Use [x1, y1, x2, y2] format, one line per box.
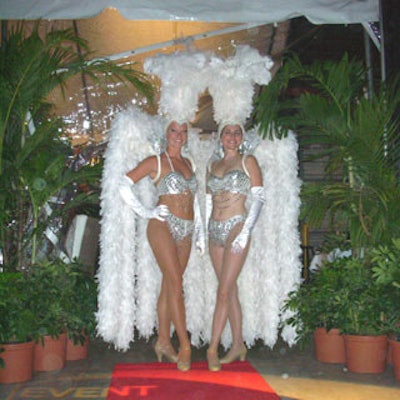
[255, 53, 400, 254]
[336, 257, 396, 336]
[0, 23, 154, 271]
[284, 253, 399, 342]
[283, 257, 349, 345]
[24, 260, 74, 342]
[0, 273, 35, 344]
[63, 260, 98, 345]
[371, 238, 400, 289]
[371, 238, 400, 340]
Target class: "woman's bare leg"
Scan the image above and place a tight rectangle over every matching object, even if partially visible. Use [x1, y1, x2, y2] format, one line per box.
[156, 278, 171, 345]
[148, 220, 191, 353]
[208, 224, 249, 353]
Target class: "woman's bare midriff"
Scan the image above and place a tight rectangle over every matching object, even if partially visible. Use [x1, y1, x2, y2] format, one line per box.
[158, 192, 194, 220]
[211, 192, 247, 221]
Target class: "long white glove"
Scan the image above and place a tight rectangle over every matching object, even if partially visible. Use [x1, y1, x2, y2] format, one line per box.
[205, 193, 213, 243]
[205, 193, 213, 227]
[231, 186, 265, 253]
[194, 194, 205, 255]
[119, 175, 170, 221]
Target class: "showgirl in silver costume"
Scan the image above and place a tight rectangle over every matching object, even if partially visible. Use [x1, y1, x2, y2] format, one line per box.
[205, 123, 265, 372]
[119, 120, 205, 372]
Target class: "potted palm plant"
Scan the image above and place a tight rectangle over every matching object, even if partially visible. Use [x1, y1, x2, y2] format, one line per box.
[255, 53, 400, 373]
[0, 273, 35, 383]
[0, 24, 153, 370]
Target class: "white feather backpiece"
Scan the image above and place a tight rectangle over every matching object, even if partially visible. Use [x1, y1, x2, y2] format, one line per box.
[96, 106, 162, 351]
[97, 111, 302, 351]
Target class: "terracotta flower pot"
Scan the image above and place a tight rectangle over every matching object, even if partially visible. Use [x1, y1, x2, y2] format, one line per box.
[34, 332, 67, 372]
[389, 339, 400, 381]
[66, 335, 89, 361]
[344, 334, 387, 374]
[0, 340, 34, 384]
[313, 327, 346, 364]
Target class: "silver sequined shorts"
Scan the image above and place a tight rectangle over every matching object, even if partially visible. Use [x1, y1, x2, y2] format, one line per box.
[165, 213, 194, 242]
[208, 214, 246, 247]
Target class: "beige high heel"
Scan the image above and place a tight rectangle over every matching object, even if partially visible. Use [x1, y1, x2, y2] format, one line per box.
[207, 349, 221, 372]
[177, 347, 191, 372]
[154, 342, 178, 363]
[220, 344, 247, 364]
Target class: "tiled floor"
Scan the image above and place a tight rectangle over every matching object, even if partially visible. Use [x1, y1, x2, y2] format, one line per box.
[1, 336, 399, 400]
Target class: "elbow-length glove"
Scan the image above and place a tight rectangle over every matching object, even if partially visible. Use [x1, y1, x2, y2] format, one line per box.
[119, 175, 170, 221]
[205, 193, 213, 226]
[194, 194, 205, 255]
[231, 186, 265, 253]
[205, 193, 213, 240]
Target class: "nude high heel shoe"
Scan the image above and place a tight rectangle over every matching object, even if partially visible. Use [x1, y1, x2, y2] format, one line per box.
[154, 342, 178, 363]
[220, 344, 247, 364]
[207, 349, 221, 372]
[177, 347, 191, 372]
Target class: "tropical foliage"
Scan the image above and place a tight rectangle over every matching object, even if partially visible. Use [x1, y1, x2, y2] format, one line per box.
[0, 23, 153, 271]
[0, 272, 35, 344]
[255, 54, 400, 253]
[283, 257, 349, 344]
[284, 255, 399, 341]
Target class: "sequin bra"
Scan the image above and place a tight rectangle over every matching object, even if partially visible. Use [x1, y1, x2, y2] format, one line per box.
[156, 152, 197, 196]
[207, 169, 250, 196]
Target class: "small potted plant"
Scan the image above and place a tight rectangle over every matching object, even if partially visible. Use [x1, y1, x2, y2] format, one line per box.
[337, 257, 394, 374]
[0, 272, 36, 383]
[283, 257, 348, 363]
[64, 261, 98, 361]
[26, 260, 74, 372]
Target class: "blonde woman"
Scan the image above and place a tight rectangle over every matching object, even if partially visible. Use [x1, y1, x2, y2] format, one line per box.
[120, 120, 204, 372]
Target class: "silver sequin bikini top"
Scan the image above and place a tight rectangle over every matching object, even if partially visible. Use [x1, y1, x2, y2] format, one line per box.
[207, 169, 250, 196]
[156, 152, 197, 196]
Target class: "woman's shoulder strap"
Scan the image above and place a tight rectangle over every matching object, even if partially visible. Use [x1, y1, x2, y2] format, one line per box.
[151, 154, 162, 182]
[241, 154, 250, 177]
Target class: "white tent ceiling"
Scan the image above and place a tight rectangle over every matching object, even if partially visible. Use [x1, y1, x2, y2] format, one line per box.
[0, 0, 379, 24]
[1, 1, 380, 146]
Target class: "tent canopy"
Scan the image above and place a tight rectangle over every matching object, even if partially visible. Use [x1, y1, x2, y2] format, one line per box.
[0, 0, 379, 24]
[1, 1, 380, 146]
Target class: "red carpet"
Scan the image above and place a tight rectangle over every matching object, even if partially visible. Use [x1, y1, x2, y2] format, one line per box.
[107, 361, 280, 399]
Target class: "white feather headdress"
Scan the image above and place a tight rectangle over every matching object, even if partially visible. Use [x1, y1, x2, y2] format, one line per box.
[144, 51, 208, 124]
[207, 45, 274, 131]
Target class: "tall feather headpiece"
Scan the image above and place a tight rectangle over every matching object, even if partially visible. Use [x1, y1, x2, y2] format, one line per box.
[144, 51, 208, 124]
[207, 45, 274, 132]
